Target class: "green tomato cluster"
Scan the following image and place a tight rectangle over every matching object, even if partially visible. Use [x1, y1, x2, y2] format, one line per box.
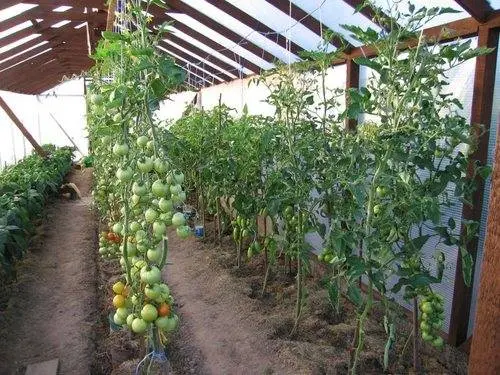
[419, 292, 445, 348]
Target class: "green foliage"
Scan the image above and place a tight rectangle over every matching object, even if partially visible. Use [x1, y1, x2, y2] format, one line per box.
[0, 146, 73, 277]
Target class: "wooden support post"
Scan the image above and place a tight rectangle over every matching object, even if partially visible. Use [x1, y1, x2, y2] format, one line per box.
[0, 96, 47, 158]
[106, 0, 117, 32]
[469, 122, 500, 374]
[448, 25, 499, 346]
[345, 58, 359, 131]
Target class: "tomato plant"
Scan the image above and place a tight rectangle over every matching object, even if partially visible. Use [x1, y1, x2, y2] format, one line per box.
[86, 0, 190, 363]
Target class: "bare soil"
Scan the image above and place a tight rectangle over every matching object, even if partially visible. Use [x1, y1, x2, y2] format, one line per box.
[0, 168, 99, 375]
[164, 222, 469, 375]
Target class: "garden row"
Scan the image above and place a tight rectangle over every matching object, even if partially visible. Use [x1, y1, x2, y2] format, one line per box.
[85, 2, 490, 374]
[0, 144, 73, 279]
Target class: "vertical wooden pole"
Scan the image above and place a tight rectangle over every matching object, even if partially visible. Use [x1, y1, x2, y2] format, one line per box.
[0, 96, 47, 158]
[469, 120, 500, 374]
[345, 58, 360, 132]
[106, 0, 118, 32]
[448, 26, 499, 346]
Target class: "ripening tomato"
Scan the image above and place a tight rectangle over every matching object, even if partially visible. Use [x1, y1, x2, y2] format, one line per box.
[157, 302, 171, 317]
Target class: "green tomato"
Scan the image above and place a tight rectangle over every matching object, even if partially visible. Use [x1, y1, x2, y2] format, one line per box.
[116, 167, 133, 182]
[116, 307, 129, 320]
[152, 180, 168, 197]
[372, 204, 381, 215]
[145, 208, 159, 223]
[112, 222, 123, 234]
[420, 321, 431, 333]
[421, 302, 434, 314]
[158, 198, 173, 212]
[170, 184, 182, 194]
[131, 318, 148, 333]
[137, 157, 154, 173]
[112, 143, 129, 156]
[421, 332, 434, 342]
[176, 225, 191, 239]
[147, 248, 162, 262]
[129, 221, 141, 233]
[174, 172, 185, 184]
[136, 229, 147, 242]
[126, 314, 135, 327]
[155, 315, 178, 332]
[432, 336, 444, 348]
[154, 158, 169, 174]
[113, 312, 126, 325]
[376, 186, 387, 197]
[172, 212, 186, 227]
[132, 182, 148, 196]
[136, 135, 149, 148]
[140, 265, 161, 284]
[153, 221, 166, 238]
[141, 304, 158, 322]
[145, 284, 160, 299]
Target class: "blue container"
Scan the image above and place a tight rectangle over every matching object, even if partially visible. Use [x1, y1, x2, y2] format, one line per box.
[194, 225, 204, 238]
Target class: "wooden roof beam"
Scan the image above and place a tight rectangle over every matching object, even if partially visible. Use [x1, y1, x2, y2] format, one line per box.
[454, 0, 494, 23]
[264, 0, 352, 50]
[161, 0, 278, 63]
[150, 10, 261, 73]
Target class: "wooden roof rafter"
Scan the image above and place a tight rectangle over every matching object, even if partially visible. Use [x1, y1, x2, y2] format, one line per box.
[454, 0, 494, 23]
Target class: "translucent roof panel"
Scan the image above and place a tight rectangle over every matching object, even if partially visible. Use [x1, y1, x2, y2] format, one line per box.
[157, 45, 225, 83]
[170, 27, 253, 75]
[0, 40, 48, 65]
[370, 0, 468, 29]
[162, 39, 238, 79]
[0, 21, 33, 40]
[179, 0, 299, 64]
[167, 12, 273, 71]
[0, 34, 40, 54]
[291, 0, 382, 47]
[0, 3, 37, 23]
[225, 0, 335, 52]
[488, 0, 500, 9]
[0, 48, 51, 73]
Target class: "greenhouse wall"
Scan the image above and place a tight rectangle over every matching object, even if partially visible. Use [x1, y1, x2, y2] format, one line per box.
[0, 79, 88, 168]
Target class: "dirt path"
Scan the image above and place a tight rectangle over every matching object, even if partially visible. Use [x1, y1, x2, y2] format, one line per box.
[165, 229, 295, 375]
[0, 168, 98, 375]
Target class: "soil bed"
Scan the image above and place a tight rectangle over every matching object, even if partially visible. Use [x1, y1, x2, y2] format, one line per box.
[0, 168, 99, 375]
[164, 221, 468, 375]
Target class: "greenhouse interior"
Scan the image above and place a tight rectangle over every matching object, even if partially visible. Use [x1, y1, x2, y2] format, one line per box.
[0, 0, 499, 374]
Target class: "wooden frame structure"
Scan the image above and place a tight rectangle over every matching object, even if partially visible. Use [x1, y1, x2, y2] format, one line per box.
[1, 0, 499, 362]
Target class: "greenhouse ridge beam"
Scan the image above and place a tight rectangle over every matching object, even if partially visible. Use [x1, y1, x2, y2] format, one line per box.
[202, 0, 302, 56]
[454, 0, 494, 23]
[0, 96, 47, 157]
[448, 24, 500, 347]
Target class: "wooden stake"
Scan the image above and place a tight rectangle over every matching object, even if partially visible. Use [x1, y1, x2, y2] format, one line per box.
[106, 0, 118, 32]
[0, 96, 47, 158]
